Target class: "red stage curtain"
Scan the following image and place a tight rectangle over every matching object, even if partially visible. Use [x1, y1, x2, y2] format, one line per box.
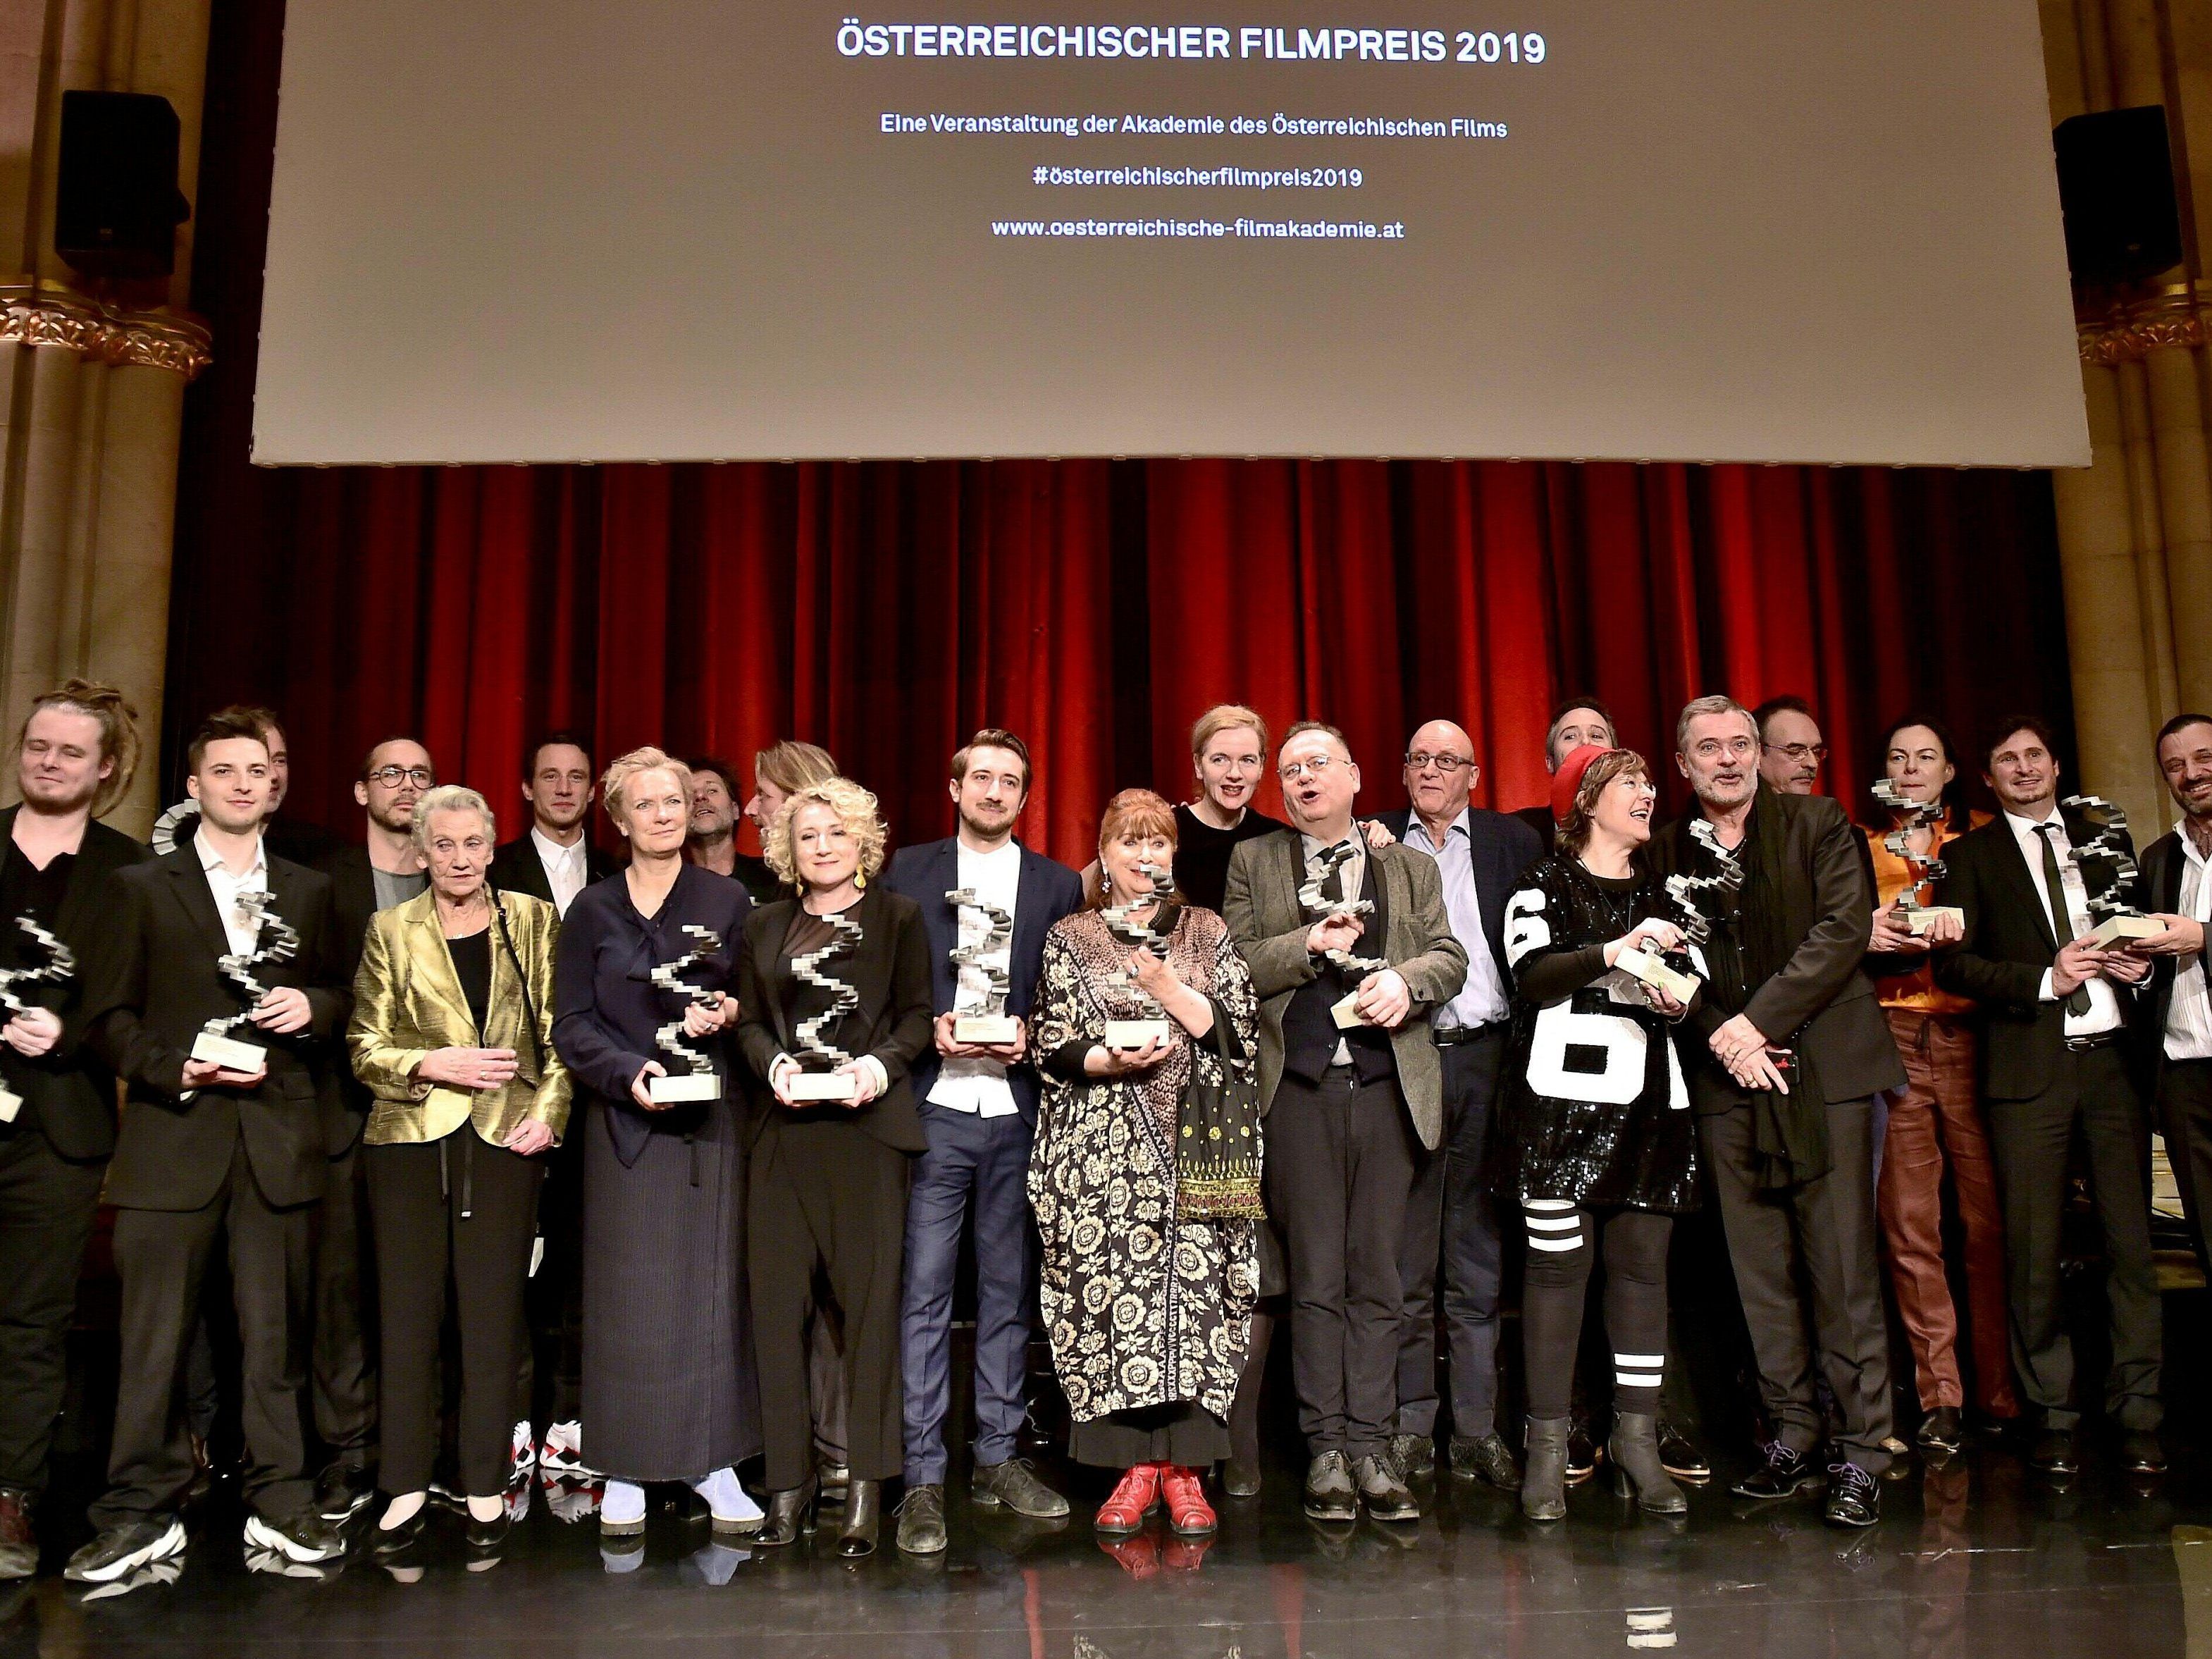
[166, 0, 2077, 870]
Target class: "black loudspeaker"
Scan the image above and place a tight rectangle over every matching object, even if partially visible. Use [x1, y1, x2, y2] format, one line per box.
[54, 90, 191, 279]
[2053, 105, 2184, 285]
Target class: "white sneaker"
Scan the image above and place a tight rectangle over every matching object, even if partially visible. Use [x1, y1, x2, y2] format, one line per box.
[242, 1513, 343, 1565]
[692, 1467, 763, 1534]
[539, 1420, 599, 1478]
[601, 1479, 648, 1536]
[63, 1517, 187, 1584]
[509, 1420, 538, 1481]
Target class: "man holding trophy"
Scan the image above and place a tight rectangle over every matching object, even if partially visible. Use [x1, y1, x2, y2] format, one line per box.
[68, 713, 352, 1581]
[882, 731, 1083, 1555]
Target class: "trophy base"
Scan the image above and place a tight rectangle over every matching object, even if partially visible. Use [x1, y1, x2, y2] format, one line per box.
[648, 1072, 722, 1104]
[0, 1085, 17, 1123]
[1903, 906, 1965, 936]
[785, 1071, 858, 1103]
[1103, 1019, 1171, 1050]
[1331, 992, 1375, 1030]
[192, 1032, 268, 1072]
[1617, 946, 1701, 1004]
[2087, 913, 2162, 949]
[953, 1015, 1020, 1046]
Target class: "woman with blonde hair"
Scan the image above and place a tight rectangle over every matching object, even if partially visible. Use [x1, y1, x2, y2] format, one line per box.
[552, 748, 760, 1548]
[737, 776, 933, 1558]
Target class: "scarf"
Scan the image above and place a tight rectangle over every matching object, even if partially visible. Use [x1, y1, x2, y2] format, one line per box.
[1737, 791, 1831, 1191]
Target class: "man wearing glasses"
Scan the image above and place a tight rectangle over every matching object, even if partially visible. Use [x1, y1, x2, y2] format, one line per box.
[1755, 696, 1828, 796]
[1373, 722, 1539, 1491]
[1224, 722, 1467, 1525]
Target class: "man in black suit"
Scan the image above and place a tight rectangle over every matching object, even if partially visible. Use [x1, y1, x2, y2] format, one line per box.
[1933, 716, 2164, 1477]
[489, 732, 612, 918]
[0, 683, 150, 1581]
[882, 729, 1085, 1554]
[1512, 697, 1616, 852]
[1375, 719, 1540, 1489]
[2133, 713, 2212, 1278]
[66, 713, 351, 1582]
[1648, 696, 1903, 1528]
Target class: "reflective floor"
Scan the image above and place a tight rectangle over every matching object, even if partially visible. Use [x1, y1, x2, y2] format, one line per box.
[6, 1438, 2211, 1659]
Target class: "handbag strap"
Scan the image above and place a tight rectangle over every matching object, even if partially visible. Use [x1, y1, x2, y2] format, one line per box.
[486, 883, 547, 1070]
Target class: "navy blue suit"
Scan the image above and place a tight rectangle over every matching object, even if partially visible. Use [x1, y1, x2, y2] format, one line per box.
[882, 837, 1084, 1484]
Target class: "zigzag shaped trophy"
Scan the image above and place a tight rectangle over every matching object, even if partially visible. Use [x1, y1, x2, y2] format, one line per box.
[1298, 840, 1390, 1030]
[0, 915, 75, 1123]
[787, 910, 865, 1100]
[2061, 794, 2158, 949]
[193, 889, 299, 1072]
[1871, 778, 1965, 935]
[1101, 860, 1178, 1049]
[945, 887, 1019, 1045]
[1622, 819, 1743, 1004]
[648, 923, 725, 1103]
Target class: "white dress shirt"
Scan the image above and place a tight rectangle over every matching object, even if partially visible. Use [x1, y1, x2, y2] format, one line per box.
[929, 838, 1022, 1118]
[199, 832, 270, 956]
[2165, 832, 2212, 1061]
[2003, 808, 2122, 1037]
[532, 826, 588, 916]
[1400, 808, 1511, 1030]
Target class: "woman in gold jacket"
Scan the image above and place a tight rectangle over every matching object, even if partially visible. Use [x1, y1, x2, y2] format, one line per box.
[349, 785, 569, 1558]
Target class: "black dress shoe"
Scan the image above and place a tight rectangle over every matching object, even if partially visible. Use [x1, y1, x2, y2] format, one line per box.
[1824, 1462, 1879, 1528]
[1730, 1443, 1820, 1500]
[836, 1479, 881, 1558]
[1566, 1418, 1600, 1486]
[2029, 1430, 2079, 1476]
[371, 1509, 427, 1558]
[755, 1480, 819, 1547]
[1448, 1433, 1520, 1491]
[1302, 1452, 1357, 1523]
[895, 1484, 946, 1555]
[1221, 1457, 1262, 1498]
[1387, 1433, 1435, 1481]
[2120, 1431, 2168, 1476]
[1352, 1455, 1420, 1522]
[1655, 1420, 1710, 1483]
[1915, 1407, 1965, 1457]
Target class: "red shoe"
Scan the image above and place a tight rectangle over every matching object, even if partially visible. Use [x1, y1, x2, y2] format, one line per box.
[1095, 1464, 1162, 1535]
[1160, 1533, 1215, 1572]
[1160, 1466, 1216, 1536]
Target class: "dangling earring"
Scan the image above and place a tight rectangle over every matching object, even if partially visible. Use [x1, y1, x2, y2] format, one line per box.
[855, 868, 867, 892]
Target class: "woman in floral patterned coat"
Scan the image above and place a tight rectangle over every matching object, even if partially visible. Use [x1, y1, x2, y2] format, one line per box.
[1030, 789, 1262, 1540]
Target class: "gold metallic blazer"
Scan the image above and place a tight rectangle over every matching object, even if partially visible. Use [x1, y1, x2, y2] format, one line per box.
[348, 888, 571, 1147]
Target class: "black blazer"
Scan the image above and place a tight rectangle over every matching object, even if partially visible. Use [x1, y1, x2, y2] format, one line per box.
[0, 808, 151, 1160]
[735, 884, 935, 1154]
[1377, 806, 1545, 990]
[2137, 827, 2192, 1073]
[879, 837, 1087, 1123]
[1647, 787, 1904, 1106]
[489, 833, 618, 908]
[1512, 804, 1557, 856]
[1934, 807, 2141, 1101]
[79, 849, 350, 1212]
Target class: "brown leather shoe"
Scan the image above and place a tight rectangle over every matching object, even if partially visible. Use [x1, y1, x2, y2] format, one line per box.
[0, 1487, 37, 1580]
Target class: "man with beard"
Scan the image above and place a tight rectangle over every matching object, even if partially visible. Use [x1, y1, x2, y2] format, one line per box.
[490, 733, 613, 918]
[882, 729, 1084, 1553]
[2137, 714, 2212, 1277]
[0, 683, 150, 1580]
[1934, 717, 2163, 1478]
[1648, 696, 1901, 1527]
[685, 756, 777, 904]
[1754, 696, 1828, 797]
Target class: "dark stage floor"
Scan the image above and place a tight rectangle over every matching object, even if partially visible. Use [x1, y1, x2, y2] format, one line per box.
[6, 1436, 2211, 1659]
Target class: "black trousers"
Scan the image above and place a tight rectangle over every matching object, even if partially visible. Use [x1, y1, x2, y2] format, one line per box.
[1395, 1031, 1507, 1441]
[93, 1139, 317, 1528]
[310, 1139, 376, 1471]
[1519, 1206, 1672, 1421]
[520, 1128, 586, 1430]
[1266, 1068, 1419, 1461]
[748, 1118, 909, 1491]
[2157, 1056, 2212, 1281]
[1989, 1043, 2162, 1432]
[1698, 1091, 1894, 1472]
[0, 1125, 104, 1493]
[367, 1133, 544, 1496]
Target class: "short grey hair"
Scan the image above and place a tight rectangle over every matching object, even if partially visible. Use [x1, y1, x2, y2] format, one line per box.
[410, 784, 497, 853]
[1675, 694, 1757, 757]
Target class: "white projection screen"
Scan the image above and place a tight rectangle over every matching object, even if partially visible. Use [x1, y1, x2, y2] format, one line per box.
[254, 0, 2088, 467]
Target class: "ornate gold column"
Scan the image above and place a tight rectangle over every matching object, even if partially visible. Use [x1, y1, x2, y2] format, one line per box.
[0, 0, 211, 839]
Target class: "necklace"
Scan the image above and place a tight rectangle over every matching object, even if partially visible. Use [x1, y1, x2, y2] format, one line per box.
[1569, 859, 1641, 939]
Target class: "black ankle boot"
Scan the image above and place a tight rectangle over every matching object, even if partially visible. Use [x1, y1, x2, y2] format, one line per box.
[755, 1479, 818, 1548]
[1608, 1413, 1688, 1515]
[1522, 1417, 1569, 1522]
[837, 1479, 880, 1558]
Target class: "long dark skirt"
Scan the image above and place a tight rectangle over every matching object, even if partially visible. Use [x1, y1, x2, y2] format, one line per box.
[581, 1094, 761, 1481]
[1070, 1402, 1230, 1469]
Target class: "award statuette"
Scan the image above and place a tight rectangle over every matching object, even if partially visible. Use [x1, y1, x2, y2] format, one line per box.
[1870, 779, 1966, 935]
[1297, 842, 1390, 1029]
[648, 923, 726, 1104]
[192, 889, 299, 1073]
[2061, 794, 2161, 949]
[1625, 820, 1744, 1004]
[945, 887, 1020, 1046]
[0, 915, 76, 1123]
[1101, 861, 1177, 1049]
[786, 911, 865, 1102]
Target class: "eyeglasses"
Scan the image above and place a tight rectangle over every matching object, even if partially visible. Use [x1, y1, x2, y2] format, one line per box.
[1278, 755, 1342, 782]
[1763, 743, 1829, 763]
[366, 765, 434, 788]
[1406, 751, 1474, 774]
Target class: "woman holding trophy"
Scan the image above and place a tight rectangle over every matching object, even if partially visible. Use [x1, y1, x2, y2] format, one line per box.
[736, 776, 932, 1557]
[1029, 789, 1262, 1542]
[1493, 746, 1699, 1522]
[551, 749, 759, 1546]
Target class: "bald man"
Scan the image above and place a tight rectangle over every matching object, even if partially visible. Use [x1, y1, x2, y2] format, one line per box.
[1377, 720, 1541, 1488]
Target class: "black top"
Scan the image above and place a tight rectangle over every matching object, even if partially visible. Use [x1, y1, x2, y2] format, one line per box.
[0, 842, 76, 1104]
[1173, 803, 1288, 915]
[447, 928, 493, 1038]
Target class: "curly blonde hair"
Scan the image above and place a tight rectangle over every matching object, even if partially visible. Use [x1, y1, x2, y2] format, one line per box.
[764, 776, 887, 888]
[600, 747, 694, 832]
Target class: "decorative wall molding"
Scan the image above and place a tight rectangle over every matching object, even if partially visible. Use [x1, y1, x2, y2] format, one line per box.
[0, 284, 212, 379]
[2077, 283, 2206, 367]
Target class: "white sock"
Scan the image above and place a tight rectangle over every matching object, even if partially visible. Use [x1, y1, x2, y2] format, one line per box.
[603, 1480, 648, 1526]
[692, 1467, 762, 1522]
[380, 1491, 426, 1531]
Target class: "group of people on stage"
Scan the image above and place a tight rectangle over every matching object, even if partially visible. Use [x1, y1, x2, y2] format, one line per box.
[2, 675, 2207, 1587]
